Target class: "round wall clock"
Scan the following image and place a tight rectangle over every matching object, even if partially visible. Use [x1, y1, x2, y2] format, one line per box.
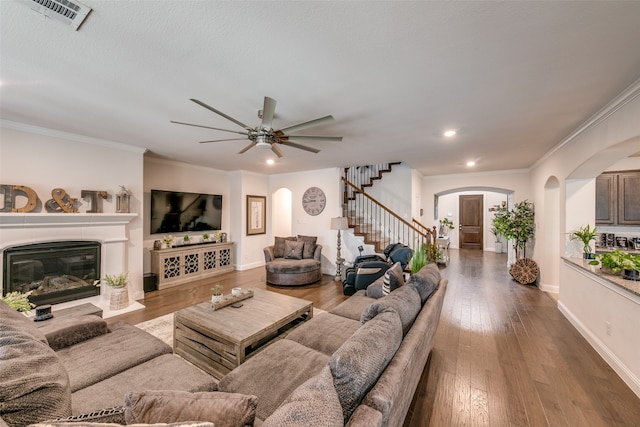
[302, 186, 326, 216]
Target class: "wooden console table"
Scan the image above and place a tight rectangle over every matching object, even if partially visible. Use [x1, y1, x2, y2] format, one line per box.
[151, 242, 234, 290]
[173, 288, 313, 379]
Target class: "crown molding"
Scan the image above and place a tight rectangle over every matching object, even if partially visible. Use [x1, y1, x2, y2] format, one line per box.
[532, 77, 640, 170]
[1, 119, 148, 154]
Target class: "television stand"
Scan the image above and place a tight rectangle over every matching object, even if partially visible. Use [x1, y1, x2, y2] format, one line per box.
[150, 242, 234, 289]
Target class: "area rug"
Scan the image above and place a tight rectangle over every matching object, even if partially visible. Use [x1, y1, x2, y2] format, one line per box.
[135, 307, 326, 348]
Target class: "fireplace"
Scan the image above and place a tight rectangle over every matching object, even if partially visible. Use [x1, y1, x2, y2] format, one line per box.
[3, 241, 101, 306]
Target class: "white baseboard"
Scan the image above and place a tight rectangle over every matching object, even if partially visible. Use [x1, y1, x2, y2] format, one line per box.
[538, 282, 559, 293]
[234, 261, 264, 271]
[558, 301, 640, 398]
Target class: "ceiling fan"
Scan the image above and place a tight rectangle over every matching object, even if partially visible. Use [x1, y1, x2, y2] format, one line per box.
[171, 97, 342, 158]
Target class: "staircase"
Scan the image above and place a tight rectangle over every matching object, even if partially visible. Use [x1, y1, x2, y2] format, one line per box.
[341, 163, 435, 254]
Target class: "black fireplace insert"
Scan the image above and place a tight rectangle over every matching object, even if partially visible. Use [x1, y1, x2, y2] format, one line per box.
[3, 241, 101, 306]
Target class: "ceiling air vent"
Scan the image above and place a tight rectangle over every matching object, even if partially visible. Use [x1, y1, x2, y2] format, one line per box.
[26, 0, 92, 30]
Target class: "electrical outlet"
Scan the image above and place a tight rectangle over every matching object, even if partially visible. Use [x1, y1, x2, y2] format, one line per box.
[606, 321, 611, 336]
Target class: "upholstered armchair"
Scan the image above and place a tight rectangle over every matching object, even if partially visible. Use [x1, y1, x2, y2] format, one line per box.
[263, 236, 323, 286]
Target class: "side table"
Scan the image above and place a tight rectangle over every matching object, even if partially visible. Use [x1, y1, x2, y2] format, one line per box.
[435, 236, 450, 266]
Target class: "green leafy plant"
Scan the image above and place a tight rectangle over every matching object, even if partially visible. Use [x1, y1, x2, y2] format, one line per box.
[211, 284, 224, 295]
[492, 205, 511, 243]
[596, 250, 628, 274]
[569, 224, 598, 254]
[101, 272, 129, 288]
[509, 200, 535, 258]
[1, 291, 34, 312]
[183, 234, 190, 243]
[439, 218, 454, 230]
[411, 243, 428, 274]
[202, 233, 210, 240]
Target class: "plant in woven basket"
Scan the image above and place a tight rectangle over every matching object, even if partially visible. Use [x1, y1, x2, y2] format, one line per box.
[1, 291, 34, 312]
[102, 272, 129, 288]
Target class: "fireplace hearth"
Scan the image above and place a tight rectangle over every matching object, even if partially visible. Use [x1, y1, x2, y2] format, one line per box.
[3, 241, 101, 306]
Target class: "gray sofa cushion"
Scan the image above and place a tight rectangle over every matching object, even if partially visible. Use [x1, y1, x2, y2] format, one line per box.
[124, 390, 256, 427]
[382, 262, 404, 295]
[273, 236, 296, 258]
[284, 312, 360, 356]
[71, 354, 218, 415]
[265, 258, 320, 274]
[329, 310, 402, 422]
[360, 285, 421, 334]
[283, 240, 304, 260]
[328, 291, 375, 321]
[407, 262, 441, 304]
[218, 339, 329, 421]
[262, 366, 343, 427]
[0, 302, 72, 426]
[41, 315, 109, 351]
[296, 235, 317, 259]
[56, 321, 172, 392]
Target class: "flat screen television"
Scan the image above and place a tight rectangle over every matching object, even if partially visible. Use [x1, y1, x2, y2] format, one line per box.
[150, 190, 222, 234]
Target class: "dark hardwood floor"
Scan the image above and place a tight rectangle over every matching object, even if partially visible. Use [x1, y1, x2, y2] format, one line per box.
[111, 249, 640, 426]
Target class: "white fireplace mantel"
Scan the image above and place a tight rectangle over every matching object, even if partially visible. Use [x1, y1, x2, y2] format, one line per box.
[1, 213, 139, 316]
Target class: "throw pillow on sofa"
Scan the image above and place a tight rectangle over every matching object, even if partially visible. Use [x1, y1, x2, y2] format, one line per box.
[407, 262, 441, 304]
[262, 365, 343, 427]
[273, 236, 296, 258]
[329, 310, 402, 423]
[124, 390, 257, 427]
[296, 235, 317, 259]
[283, 240, 304, 260]
[381, 262, 404, 295]
[0, 302, 73, 426]
[360, 285, 421, 334]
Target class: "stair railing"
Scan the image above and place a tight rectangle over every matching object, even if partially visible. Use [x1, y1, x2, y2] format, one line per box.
[342, 177, 436, 254]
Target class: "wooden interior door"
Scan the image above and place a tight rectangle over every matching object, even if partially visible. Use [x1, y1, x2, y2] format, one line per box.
[459, 195, 483, 250]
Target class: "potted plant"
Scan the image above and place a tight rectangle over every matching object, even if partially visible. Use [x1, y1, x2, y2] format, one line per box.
[569, 224, 598, 259]
[596, 249, 627, 275]
[202, 233, 210, 243]
[211, 284, 224, 303]
[101, 272, 129, 311]
[183, 234, 191, 245]
[162, 235, 174, 248]
[492, 205, 511, 254]
[1, 291, 34, 312]
[491, 226, 503, 253]
[438, 218, 454, 237]
[621, 252, 640, 281]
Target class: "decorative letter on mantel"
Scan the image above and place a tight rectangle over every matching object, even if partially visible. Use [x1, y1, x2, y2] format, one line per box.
[0, 184, 39, 213]
[81, 190, 108, 213]
[45, 188, 79, 213]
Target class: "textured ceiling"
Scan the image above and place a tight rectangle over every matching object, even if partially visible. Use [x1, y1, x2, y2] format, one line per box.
[2, 1, 640, 176]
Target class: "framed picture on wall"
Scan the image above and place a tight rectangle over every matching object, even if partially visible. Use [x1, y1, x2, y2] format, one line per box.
[246, 195, 266, 235]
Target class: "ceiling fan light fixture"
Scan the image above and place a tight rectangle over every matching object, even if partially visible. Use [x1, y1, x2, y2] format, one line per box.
[256, 135, 271, 149]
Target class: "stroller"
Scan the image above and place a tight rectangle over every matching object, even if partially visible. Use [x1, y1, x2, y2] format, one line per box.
[342, 243, 413, 295]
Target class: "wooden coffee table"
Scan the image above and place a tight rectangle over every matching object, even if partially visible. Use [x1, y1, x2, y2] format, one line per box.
[173, 288, 313, 378]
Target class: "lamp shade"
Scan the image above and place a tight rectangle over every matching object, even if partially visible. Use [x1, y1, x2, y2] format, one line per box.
[331, 217, 349, 230]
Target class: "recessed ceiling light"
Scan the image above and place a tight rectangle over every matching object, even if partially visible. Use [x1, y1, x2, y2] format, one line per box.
[266, 159, 275, 165]
[443, 130, 456, 138]
[466, 161, 476, 167]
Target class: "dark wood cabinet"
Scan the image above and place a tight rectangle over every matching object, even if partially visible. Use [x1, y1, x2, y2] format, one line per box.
[595, 171, 640, 226]
[617, 172, 640, 225]
[595, 174, 616, 225]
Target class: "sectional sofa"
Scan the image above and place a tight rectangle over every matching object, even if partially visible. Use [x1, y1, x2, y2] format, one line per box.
[0, 262, 446, 427]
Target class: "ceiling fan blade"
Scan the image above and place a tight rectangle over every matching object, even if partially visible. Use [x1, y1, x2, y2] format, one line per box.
[279, 115, 334, 134]
[238, 141, 257, 154]
[190, 99, 253, 131]
[199, 138, 248, 144]
[280, 141, 321, 154]
[271, 144, 284, 158]
[283, 135, 342, 142]
[170, 120, 249, 135]
[261, 97, 276, 131]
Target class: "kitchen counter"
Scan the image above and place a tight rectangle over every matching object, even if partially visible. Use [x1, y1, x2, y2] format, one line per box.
[563, 257, 640, 298]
